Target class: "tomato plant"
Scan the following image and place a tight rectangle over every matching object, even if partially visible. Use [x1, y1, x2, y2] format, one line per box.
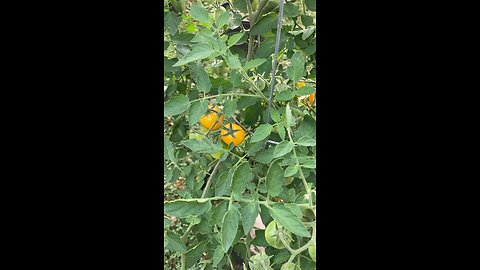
[164, 0, 316, 269]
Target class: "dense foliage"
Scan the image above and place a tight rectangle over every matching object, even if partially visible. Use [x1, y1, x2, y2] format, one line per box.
[164, 0, 316, 269]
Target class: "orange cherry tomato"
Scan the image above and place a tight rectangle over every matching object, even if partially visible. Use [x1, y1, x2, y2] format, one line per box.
[199, 105, 224, 131]
[308, 92, 316, 106]
[220, 123, 246, 147]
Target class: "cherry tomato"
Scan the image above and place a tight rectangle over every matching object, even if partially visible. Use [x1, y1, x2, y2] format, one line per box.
[308, 92, 316, 106]
[220, 123, 246, 147]
[265, 220, 291, 249]
[199, 105, 224, 131]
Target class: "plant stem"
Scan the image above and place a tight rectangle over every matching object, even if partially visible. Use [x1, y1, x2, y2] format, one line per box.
[230, 116, 253, 136]
[181, 254, 186, 270]
[245, 0, 255, 61]
[190, 93, 260, 103]
[251, 0, 270, 24]
[201, 160, 222, 197]
[286, 126, 313, 208]
[236, 68, 273, 106]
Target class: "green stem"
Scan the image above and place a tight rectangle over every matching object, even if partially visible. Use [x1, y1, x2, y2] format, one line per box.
[251, 0, 270, 24]
[286, 126, 313, 208]
[201, 160, 222, 197]
[285, 226, 316, 263]
[189, 93, 260, 103]
[236, 68, 274, 106]
[181, 254, 186, 270]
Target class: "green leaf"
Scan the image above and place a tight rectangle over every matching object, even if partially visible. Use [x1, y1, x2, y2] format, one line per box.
[185, 241, 209, 268]
[250, 13, 278, 35]
[232, 0, 248, 13]
[250, 124, 273, 142]
[283, 3, 299, 17]
[296, 136, 316, 146]
[302, 26, 315, 40]
[190, 30, 214, 43]
[268, 203, 310, 237]
[285, 103, 294, 128]
[270, 109, 281, 123]
[305, 0, 316, 11]
[164, 135, 177, 164]
[223, 99, 237, 119]
[301, 15, 313, 27]
[164, 95, 190, 116]
[283, 164, 299, 177]
[212, 245, 224, 267]
[231, 163, 253, 199]
[195, 67, 211, 93]
[250, 229, 269, 246]
[213, 201, 229, 226]
[272, 251, 290, 266]
[172, 44, 214, 67]
[188, 100, 209, 126]
[221, 207, 241, 252]
[246, 139, 266, 156]
[185, 22, 196, 33]
[255, 34, 287, 58]
[276, 122, 286, 140]
[266, 160, 284, 197]
[181, 138, 222, 154]
[296, 115, 316, 139]
[215, 170, 233, 197]
[166, 231, 187, 252]
[241, 203, 258, 235]
[274, 90, 295, 101]
[224, 52, 241, 69]
[164, 199, 212, 218]
[237, 96, 261, 109]
[164, 11, 181, 36]
[286, 51, 305, 83]
[217, 11, 231, 29]
[273, 141, 294, 158]
[190, 4, 209, 24]
[229, 13, 242, 29]
[295, 86, 316, 96]
[243, 58, 266, 70]
[254, 145, 275, 164]
[301, 159, 316, 168]
[228, 33, 245, 47]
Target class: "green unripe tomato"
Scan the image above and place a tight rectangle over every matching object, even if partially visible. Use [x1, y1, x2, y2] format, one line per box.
[265, 221, 291, 249]
[256, 79, 266, 91]
[308, 245, 316, 262]
[280, 262, 301, 270]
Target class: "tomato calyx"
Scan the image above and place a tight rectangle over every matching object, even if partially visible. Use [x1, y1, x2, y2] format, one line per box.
[220, 123, 241, 139]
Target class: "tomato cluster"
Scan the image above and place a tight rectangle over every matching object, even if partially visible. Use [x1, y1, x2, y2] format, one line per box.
[192, 104, 247, 159]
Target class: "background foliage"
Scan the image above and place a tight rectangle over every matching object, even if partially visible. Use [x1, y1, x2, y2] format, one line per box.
[164, 0, 316, 269]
